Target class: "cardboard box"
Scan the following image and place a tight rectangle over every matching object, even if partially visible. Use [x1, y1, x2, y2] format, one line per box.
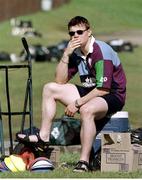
[93, 111, 129, 155]
[101, 133, 142, 172]
[46, 146, 60, 167]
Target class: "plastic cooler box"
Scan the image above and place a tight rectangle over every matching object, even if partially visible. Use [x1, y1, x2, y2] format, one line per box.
[93, 111, 130, 154]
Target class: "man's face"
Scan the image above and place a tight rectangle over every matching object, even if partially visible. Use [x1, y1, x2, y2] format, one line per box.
[68, 24, 91, 46]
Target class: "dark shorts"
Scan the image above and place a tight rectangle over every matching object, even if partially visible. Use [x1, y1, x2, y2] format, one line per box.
[75, 85, 124, 116]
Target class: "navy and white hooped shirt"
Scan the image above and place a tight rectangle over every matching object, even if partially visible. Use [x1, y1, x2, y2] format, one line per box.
[68, 36, 126, 104]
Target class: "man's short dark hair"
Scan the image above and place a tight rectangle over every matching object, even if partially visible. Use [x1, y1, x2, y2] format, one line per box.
[68, 16, 90, 30]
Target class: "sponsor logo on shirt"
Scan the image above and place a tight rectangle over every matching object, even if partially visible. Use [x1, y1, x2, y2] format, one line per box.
[82, 77, 96, 87]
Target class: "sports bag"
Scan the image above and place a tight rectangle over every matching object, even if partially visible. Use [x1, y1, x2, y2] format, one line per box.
[15, 116, 81, 146]
[50, 115, 81, 146]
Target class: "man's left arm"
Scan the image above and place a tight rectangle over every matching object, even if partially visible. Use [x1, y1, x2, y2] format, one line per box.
[75, 87, 110, 108]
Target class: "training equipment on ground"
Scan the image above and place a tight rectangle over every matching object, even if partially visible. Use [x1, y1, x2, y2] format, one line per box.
[18, 147, 35, 169]
[4, 155, 26, 172]
[10, 154, 26, 171]
[4, 156, 18, 172]
[28, 157, 54, 172]
[0, 161, 10, 172]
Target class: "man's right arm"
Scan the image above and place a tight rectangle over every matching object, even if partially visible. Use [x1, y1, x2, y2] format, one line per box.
[55, 38, 81, 84]
[55, 53, 69, 84]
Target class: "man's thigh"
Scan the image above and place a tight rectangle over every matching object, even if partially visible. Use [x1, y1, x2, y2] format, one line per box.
[53, 83, 81, 105]
[80, 97, 108, 120]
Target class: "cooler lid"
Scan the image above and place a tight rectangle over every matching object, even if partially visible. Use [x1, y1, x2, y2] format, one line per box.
[111, 111, 128, 118]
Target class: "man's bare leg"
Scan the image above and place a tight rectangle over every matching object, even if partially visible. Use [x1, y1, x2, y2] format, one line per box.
[17, 82, 80, 142]
[79, 97, 108, 163]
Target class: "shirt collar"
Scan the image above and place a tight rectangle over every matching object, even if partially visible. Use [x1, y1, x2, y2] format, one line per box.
[89, 36, 95, 53]
[74, 36, 95, 57]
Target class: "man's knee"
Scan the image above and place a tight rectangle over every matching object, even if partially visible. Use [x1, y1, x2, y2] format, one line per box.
[43, 82, 57, 97]
[80, 104, 94, 118]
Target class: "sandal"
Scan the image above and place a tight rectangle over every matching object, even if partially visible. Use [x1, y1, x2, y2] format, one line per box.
[16, 132, 49, 152]
[73, 160, 91, 172]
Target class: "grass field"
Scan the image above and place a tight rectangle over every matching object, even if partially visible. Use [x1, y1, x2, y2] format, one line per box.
[0, 0, 142, 178]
